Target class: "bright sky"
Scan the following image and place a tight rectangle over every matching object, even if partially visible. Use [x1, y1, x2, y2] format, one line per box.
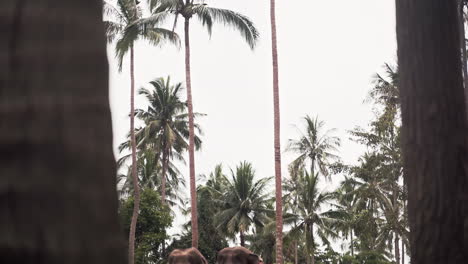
[107, 0, 397, 242]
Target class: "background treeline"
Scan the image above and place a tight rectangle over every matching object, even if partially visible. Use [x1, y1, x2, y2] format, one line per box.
[117, 64, 408, 264]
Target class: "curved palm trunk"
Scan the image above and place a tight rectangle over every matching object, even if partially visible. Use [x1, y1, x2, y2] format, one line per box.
[128, 45, 140, 264]
[270, 0, 283, 263]
[396, 0, 468, 263]
[184, 17, 199, 249]
[0, 0, 125, 263]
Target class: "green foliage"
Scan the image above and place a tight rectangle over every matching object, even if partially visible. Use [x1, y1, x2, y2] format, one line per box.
[215, 161, 272, 243]
[166, 168, 229, 263]
[103, 0, 179, 70]
[120, 188, 173, 264]
[287, 115, 341, 179]
[144, 0, 259, 49]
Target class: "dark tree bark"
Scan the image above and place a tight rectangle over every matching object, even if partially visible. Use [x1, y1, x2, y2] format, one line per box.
[396, 0, 468, 263]
[184, 17, 199, 249]
[270, 0, 283, 263]
[0, 0, 125, 263]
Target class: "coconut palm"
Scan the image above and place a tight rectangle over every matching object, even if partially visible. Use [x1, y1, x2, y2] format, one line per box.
[103, 2, 179, 263]
[216, 162, 272, 247]
[132, 0, 259, 247]
[287, 116, 341, 179]
[269, 0, 283, 261]
[134, 77, 202, 204]
[117, 148, 186, 210]
[283, 170, 340, 264]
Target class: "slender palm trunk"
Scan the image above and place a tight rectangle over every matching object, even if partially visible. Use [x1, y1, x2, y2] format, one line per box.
[0, 0, 125, 262]
[161, 146, 168, 204]
[402, 240, 405, 264]
[270, 0, 283, 263]
[396, 0, 468, 263]
[128, 45, 140, 264]
[395, 235, 400, 264]
[294, 241, 298, 264]
[350, 230, 354, 256]
[310, 224, 315, 264]
[240, 230, 245, 247]
[392, 174, 400, 264]
[184, 17, 199, 249]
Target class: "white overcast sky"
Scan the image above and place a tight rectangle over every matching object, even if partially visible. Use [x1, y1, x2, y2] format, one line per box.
[107, 0, 397, 231]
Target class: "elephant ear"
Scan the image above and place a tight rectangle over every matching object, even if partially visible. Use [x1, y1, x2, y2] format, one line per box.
[248, 253, 260, 264]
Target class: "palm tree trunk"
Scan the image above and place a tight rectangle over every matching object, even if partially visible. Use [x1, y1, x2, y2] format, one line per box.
[310, 225, 315, 264]
[395, 235, 400, 264]
[294, 241, 298, 264]
[184, 17, 199, 249]
[396, 0, 468, 263]
[128, 45, 140, 264]
[402, 240, 405, 264]
[0, 0, 125, 262]
[240, 230, 245, 247]
[270, 0, 283, 263]
[459, 0, 468, 112]
[350, 230, 354, 256]
[161, 146, 168, 204]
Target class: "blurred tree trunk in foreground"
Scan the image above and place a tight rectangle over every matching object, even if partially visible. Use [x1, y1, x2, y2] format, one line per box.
[396, 0, 468, 263]
[0, 0, 126, 263]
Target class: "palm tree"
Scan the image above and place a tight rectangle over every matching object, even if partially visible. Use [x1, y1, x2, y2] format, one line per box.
[117, 148, 186, 209]
[134, 77, 202, 204]
[1, 0, 125, 262]
[216, 162, 272, 247]
[332, 177, 359, 257]
[287, 116, 341, 178]
[103, 2, 178, 263]
[283, 171, 340, 264]
[270, 0, 283, 261]
[135, 0, 259, 247]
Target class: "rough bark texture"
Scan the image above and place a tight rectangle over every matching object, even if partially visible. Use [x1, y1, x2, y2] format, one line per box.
[270, 0, 283, 263]
[395, 0, 468, 263]
[184, 17, 199, 249]
[128, 45, 140, 264]
[0, 0, 126, 263]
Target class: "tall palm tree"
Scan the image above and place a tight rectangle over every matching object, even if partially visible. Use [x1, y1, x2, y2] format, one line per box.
[270, 0, 283, 261]
[287, 116, 341, 178]
[136, 0, 259, 247]
[1, 0, 125, 262]
[103, 2, 178, 263]
[135, 77, 202, 204]
[283, 171, 340, 264]
[216, 162, 272, 247]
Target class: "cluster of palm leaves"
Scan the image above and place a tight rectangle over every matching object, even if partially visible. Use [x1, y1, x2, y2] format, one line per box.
[118, 76, 202, 209]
